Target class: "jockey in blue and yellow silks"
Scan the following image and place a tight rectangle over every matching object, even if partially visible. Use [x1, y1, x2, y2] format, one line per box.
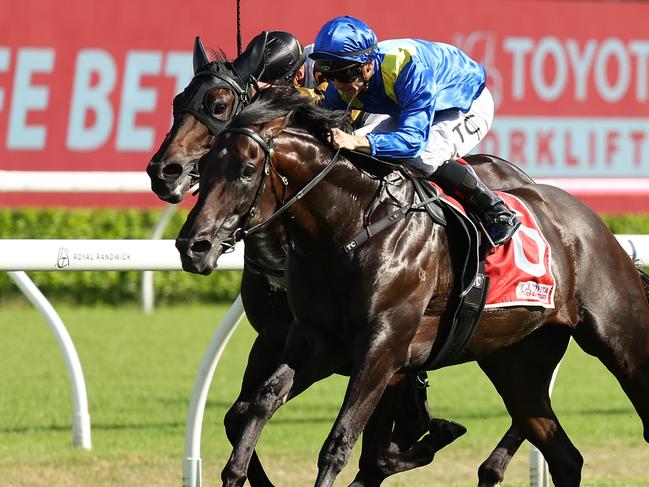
[310, 16, 520, 247]
[238, 34, 358, 116]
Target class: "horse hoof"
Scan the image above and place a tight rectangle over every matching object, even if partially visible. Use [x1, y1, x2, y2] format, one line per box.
[429, 417, 467, 444]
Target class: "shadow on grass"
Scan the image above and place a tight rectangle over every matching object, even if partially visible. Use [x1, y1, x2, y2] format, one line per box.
[433, 406, 634, 421]
[0, 406, 634, 435]
[0, 421, 185, 434]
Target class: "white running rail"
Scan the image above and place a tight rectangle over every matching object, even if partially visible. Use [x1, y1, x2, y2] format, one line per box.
[2, 235, 649, 485]
[3, 169, 649, 195]
[0, 239, 245, 484]
[3, 169, 647, 312]
[0, 170, 151, 193]
[3, 170, 648, 485]
[7, 271, 92, 449]
[0, 169, 174, 312]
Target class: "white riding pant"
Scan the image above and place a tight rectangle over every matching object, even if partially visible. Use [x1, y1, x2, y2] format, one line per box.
[355, 87, 495, 175]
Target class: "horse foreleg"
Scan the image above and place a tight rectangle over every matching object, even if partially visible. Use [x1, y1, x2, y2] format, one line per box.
[223, 337, 279, 487]
[353, 417, 466, 487]
[476, 424, 525, 487]
[222, 363, 296, 487]
[222, 324, 344, 487]
[316, 371, 395, 487]
[350, 373, 407, 487]
[391, 372, 467, 451]
[390, 372, 432, 448]
[350, 372, 466, 487]
[479, 326, 583, 487]
[315, 312, 417, 487]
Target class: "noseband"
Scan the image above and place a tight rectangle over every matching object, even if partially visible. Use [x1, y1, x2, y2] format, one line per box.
[218, 126, 341, 250]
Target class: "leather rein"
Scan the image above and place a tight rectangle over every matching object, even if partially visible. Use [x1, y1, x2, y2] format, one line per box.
[217, 127, 445, 255]
[217, 126, 341, 252]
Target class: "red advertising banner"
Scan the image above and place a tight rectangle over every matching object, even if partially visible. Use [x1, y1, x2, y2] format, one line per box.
[0, 0, 647, 208]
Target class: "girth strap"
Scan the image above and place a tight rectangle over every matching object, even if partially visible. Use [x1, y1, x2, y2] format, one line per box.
[343, 193, 442, 252]
[343, 175, 447, 252]
[425, 260, 489, 370]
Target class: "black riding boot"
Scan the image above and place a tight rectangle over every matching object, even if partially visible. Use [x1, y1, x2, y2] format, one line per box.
[430, 159, 521, 246]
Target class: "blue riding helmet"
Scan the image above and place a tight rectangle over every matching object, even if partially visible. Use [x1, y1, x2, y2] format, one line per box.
[309, 16, 378, 63]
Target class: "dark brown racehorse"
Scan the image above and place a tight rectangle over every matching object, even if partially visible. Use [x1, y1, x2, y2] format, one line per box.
[148, 42, 473, 487]
[176, 87, 649, 487]
[147, 40, 541, 487]
[147, 41, 539, 486]
[147, 40, 252, 203]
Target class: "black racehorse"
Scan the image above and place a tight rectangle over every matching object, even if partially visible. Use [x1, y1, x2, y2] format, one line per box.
[149, 38, 471, 486]
[176, 87, 649, 487]
[148, 38, 534, 486]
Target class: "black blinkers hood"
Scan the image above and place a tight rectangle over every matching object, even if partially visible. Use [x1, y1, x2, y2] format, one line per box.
[174, 61, 253, 137]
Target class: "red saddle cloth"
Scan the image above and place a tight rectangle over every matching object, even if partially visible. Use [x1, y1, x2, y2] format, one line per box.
[483, 193, 556, 309]
[438, 187, 556, 309]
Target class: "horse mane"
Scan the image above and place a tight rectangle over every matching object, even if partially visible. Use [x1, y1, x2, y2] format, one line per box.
[195, 48, 234, 76]
[228, 86, 351, 143]
[209, 48, 229, 63]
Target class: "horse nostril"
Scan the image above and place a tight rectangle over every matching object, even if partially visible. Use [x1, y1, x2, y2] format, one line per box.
[176, 238, 189, 253]
[162, 163, 183, 178]
[191, 240, 212, 254]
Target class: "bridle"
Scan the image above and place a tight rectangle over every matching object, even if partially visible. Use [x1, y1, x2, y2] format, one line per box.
[170, 62, 255, 187]
[173, 62, 254, 137]
[217, 124, 448, 256]
[215, 123, 445, 261]
[217, 126, 341, 251]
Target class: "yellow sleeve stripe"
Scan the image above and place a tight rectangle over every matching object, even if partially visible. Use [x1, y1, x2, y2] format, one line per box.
[338, 92, 365, 109]
[294, 86, 323, 104]
[380, 48, 413, 105]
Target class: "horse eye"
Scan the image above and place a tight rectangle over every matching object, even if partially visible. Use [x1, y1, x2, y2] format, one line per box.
[204, 96, 227, 114]
[241, 163, 257, 179]
[211, 102, 227, 115]
[204, 97, 230, 121]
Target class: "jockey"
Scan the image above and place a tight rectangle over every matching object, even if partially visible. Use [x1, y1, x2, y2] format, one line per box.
[238, 32, 361, 119]
[235, 31, 329, 101]
[309, 16, 521, 246]
[241, 30, 307, 86]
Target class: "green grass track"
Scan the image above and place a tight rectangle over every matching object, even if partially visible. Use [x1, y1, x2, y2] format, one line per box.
[0, 303, 646, 486]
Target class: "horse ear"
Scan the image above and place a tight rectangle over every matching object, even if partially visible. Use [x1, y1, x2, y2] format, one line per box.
[193, 36, 210, 73]
[262, 115, 291, 139]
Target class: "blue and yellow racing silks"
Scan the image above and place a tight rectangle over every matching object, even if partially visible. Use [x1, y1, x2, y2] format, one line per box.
[322, 39, 486, 159]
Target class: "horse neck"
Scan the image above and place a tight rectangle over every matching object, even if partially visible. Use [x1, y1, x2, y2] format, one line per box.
[272, 133, 389, 251]
[244, 224, 288, 271]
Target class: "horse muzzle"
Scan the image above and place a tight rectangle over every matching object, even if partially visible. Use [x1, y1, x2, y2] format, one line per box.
[176, 235, 223, 275]
[146, 158, 199, 203]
